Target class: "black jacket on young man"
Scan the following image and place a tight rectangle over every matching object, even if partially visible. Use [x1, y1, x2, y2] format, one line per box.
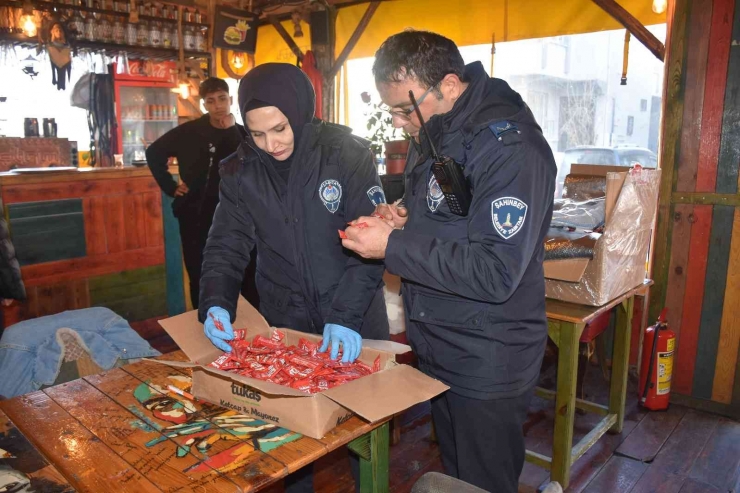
[198, 121, 389, 340]
[386, 62, 557, 400]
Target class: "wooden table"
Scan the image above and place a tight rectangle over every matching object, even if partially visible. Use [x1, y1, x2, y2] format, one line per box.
[526, 281, 653, 489]
[0, 351, 390, 493]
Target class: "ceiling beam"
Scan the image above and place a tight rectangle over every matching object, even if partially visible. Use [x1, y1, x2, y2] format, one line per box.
[267, 15, 305, 62]
[327, 1, 379, 79]
[591, 0, 665, 61]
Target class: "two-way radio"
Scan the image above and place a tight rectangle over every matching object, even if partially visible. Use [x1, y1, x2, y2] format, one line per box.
[409, 90, 472, 216]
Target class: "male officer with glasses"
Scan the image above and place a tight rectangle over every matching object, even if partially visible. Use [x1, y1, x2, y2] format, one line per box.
[341, 30, 557, 492]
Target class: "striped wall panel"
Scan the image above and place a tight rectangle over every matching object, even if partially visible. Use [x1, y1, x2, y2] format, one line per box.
[652, 0, 740, 414]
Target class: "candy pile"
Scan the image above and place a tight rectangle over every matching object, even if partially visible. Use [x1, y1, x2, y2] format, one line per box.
[208, 328, 380, 394]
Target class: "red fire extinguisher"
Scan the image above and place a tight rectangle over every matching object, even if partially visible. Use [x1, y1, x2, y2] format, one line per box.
[639, 308, 676, 410]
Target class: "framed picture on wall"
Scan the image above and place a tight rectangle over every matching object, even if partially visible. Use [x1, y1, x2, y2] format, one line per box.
[212, 7, 258, 54]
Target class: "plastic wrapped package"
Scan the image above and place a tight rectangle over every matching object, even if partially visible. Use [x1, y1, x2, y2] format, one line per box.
[545, 168, 661, 306]
[562, 174, 608, 201]
[551, 197, 606, 231]
[544, 229, 601, 261]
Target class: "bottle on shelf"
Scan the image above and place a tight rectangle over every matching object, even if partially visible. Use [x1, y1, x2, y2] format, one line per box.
[183, 24, 195, 51]
[149, 20, 161, 47]
[113, 17, 125, 44]
[125, 20, 137, 45]
[194, 27, 205, 52]
[136, 19, 148, 46]
[161, 23, 172, 48]
[84, 14, 96, 41]
[70, 10, 85, 39]
[194, 9, 201, 23]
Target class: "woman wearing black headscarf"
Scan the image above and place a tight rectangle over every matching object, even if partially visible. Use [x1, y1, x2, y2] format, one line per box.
[199, 63, 389, 491]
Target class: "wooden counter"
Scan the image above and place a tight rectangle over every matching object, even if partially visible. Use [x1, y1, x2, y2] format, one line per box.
[0, 166, 185, 325]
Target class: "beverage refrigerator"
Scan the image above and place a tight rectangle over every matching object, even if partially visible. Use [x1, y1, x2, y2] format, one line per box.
[114, 59, 179, 165]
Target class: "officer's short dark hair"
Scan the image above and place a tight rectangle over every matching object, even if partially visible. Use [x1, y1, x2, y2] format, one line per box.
[372, 30, 466, 91]
[199, 77, 229, 99]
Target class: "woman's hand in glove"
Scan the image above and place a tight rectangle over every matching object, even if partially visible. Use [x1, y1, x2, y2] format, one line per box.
[204, 306, 234, 352]
[319, 324, 362, 363]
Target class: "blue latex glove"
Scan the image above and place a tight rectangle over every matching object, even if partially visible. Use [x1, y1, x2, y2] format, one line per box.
[204, 307, 234, 352]
[319, 324, 362, 363]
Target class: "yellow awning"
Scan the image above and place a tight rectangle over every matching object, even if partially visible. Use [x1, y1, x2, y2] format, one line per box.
[253, 0, 665, 65]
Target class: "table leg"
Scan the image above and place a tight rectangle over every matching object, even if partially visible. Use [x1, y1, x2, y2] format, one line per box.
[551, 320, 585, 490]
[609, 296, 634, 433]
[348, 422, 390, 493]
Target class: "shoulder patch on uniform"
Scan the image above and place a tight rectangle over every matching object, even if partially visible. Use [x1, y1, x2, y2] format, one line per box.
[489, 121, 519, 140]
[367, 185, 386, 206]
[491, 196, 528, 239]
[319, 179, 342, 213]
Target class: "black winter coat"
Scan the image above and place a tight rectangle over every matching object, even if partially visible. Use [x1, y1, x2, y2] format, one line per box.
[199, 121, 389, 340]
[0, 198, 26, 302]
[386, 62, 556, 399]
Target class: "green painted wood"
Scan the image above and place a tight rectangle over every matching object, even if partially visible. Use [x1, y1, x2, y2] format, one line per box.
[352, 422, 389, 493]
[550, 320, 584, 489]
[535, 387, 610, 416]
[7, 199, 86, 266]
[89, 265, 168, 322]
[650, 0, 692, 324]
[525, 450, 552, 470]
[670, 392, 740, 421]
[693, 205, 735, 399]
[609, 297, 634, 434]
[715, 0, 740, 194]
[161, 192, 186, 316]
[672, 192, 740, 205]
[571, 414, 618, 464]
[7, 199, 83, 219]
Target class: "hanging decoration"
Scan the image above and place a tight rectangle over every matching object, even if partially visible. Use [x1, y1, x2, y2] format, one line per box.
[41, 17, 73, 90]
[21, 54, 39, 78]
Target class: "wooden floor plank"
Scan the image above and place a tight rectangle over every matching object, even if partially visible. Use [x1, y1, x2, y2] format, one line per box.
[647, 410, 720, 476]
[44, 378, 242, 493]
[0, 392, 162, 493]
[614, 406, 686, 462]
[688, 418, 740, 490]
[0, 407, 75, 493]
[84, 367, 287, 492]
[679, 478, 722, 492]
[630, 468, 687, 493]
[581, 456, 648, 493]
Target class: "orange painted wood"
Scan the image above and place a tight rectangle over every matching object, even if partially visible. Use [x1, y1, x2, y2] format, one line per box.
[20, 247, 165, 287]
[0, 177, 159, 204]
[44, 378, 244, 493]
[0, 408, 74, 492]
[144, 191, 165, 248]
[132, 193, 148, 250]
[0, 392, 162, 493]
[674, 206, 713, 395]
[711, 207, 740, 403]
[104, 195, 127, 254]
[676, 0, 713, 193]
[695, 0, 735, 193]
[19, 280, 89, 319]
[83, 196, 108, 255]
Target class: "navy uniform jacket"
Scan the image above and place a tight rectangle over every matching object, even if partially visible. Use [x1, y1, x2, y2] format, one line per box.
[386, 62, 556, 399]
[198, 121, 389, 341]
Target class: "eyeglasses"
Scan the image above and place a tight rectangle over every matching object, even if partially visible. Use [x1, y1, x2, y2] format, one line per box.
[380, 81, 440, 121]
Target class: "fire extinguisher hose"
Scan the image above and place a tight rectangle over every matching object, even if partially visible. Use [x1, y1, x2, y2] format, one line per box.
[642, 322, 661, 401]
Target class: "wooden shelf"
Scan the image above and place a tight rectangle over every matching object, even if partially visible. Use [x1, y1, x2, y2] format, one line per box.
[0, 32, 210, 61]
[0, 0, 209, 28]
